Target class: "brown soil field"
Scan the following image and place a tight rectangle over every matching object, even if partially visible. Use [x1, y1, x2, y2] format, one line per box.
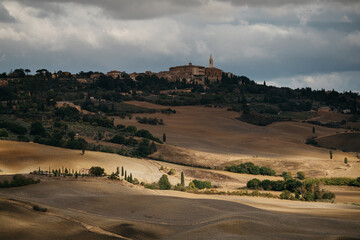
[1, 179, 360, 240]
[316, 133, 360, 152]
[110, 101, 360, 178]
[0, 140, 163, 184]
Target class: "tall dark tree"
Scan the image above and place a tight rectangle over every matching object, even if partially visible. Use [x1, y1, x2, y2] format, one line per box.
[163, 133, 166, 142]
[181, 171, 185, 186]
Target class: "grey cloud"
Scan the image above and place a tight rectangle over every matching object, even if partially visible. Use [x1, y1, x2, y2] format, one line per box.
[0, 2, 16, 22]
[220, 0, 360, 7]
[14, 0, 206, 19]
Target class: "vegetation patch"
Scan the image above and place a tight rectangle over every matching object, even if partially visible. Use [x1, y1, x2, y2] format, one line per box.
[225, 162, 276, 176]
[136, 117, 164, 125]
[0, 175, 40, 188]
[321, 177, 360, 187]
[246, 177, 335, 201]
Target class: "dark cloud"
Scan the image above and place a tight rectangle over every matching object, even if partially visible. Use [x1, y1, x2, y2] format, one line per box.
[0, 3, 16, 22]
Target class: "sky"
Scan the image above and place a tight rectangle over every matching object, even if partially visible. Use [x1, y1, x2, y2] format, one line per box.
[0, 0, 359, 92]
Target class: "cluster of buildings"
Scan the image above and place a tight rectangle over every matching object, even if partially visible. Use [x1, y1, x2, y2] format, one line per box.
[126, 55, 224, 85]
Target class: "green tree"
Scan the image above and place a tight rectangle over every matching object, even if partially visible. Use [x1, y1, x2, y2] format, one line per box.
[247, 178, 261, 189]
[329, 150, 333, 159]
[181, 171, 185, 186]
[121, 166, 124, 177]
[344, 157, 348, 164]
[116, 167, 120, 176]
[129, 173, 133, 183]
[125, 170, 127, 180]
[158, 174, 171, 190]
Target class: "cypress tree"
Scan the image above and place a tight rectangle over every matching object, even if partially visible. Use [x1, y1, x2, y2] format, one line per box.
[121, 166, 124, 177]
[163, 133, 166, 142]
[130, 173, 133, 183]
[125, 170, 127, 180]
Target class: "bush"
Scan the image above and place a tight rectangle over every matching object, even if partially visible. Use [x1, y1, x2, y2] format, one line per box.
[144, 183, 158, 189]
[89, 166, 105, 176]
[0, 120, 27, 135]
[192, 179, 212, 189]
[158, 174, 171, 190]
[0, 130, 8, 137]
[260, 166, 276, 176]
[280, 190, 292, 199]
[322, 191, 335, 200]
[297, 171, 305, 180]
[247, 178, 261, 190]
[225, 162, 276, 176]
[284, 179, 303, 193]
[17, 135, 30, 142]
[33, 205, 47, 212]
[303, 192, 314, 201]
[321, 177, 360, 187]
[282, 172, 293, 181]
[135, 129, 161, 143]
[0, 175, 40, 188]
[110, 135, 126, 144]
[136, 117, 164, 125]
[168, 168, 176, 175]
[261, 179, 272, 190]
[30, 122, 46, 136]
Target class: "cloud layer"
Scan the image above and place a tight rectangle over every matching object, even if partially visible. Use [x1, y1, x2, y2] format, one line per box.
[0, 0, 359, 91]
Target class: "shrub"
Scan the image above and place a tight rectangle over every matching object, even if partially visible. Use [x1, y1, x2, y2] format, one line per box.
[261, 179, 272, 190]
[144, 183, 158, 189]
[321, 177, 360, 187]
[0, 130, 8, 137]
[297, 171, 305, 180]
[259, 166, 276, 176]
[30, 121, 46, 136]
[280, 190, 292, 199]
[0, 120, 27, 134]
[89, 166, 105, 176]
[282, 172, 293, 181]
[33, 205, 47, 212]
[322, 191, 335, 200]
[135, 129, 161, 143]
[284, 179, 303, 193]
[158, 175, 171, 190]
[0, 175, 39, 188]
[136, 117, 164, 125]
[303, 192, 314, 201]
[110, 135, 126, 144]
[192, 179, 212, 190]
[270, 180, 285, 191]
[247, 178, 261, 190]
[168, 168, 176, 175]
[17, 135, 30, 142]
[225, 162, 276, 176]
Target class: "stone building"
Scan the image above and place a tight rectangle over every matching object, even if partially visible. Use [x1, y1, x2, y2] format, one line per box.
[205, 54, 222, 83]
[169, 63, 206, 84]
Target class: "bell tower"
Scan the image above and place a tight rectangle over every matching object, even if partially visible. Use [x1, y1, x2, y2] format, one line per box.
[209, 54, 213, 68]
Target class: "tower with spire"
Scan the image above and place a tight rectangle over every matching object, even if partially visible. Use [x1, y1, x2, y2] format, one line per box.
[209, 54, 214, 68]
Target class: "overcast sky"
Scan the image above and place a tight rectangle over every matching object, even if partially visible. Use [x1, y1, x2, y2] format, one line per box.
[0, 0, 359, 92]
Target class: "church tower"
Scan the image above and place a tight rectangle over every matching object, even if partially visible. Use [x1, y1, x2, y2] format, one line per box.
[209, 54, 213, 68]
